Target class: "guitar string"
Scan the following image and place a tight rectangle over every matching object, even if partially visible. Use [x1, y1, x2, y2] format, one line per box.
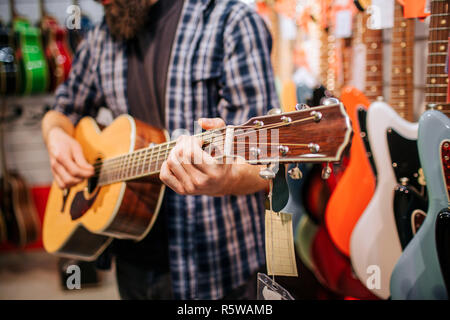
[91, 115, 318, 176]
[92, 114, 317, 170]
[93, 116, 320, 184]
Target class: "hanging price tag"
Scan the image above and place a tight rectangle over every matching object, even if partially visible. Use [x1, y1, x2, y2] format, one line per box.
[265, 210, 298, 277]
[367, 0, 394, 29]
[335, 10, 353, 39]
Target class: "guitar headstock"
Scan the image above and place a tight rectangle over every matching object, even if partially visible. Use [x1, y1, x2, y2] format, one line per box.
[214, 100, 352, 165]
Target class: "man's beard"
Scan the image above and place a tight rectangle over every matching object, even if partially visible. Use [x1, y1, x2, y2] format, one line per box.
[104, 0, 158, 40]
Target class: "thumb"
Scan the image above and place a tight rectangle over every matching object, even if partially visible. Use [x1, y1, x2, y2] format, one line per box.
[198, 118, 226, 130]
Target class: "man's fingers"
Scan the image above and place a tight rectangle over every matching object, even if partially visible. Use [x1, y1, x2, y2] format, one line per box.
[52, 162, 82, 187]
[159, 161, 185, 194]
[198, 118, 225, 130]
[71, 143, 95, 174]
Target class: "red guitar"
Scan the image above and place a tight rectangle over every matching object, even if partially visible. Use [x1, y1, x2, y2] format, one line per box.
[39, 0, 73, 92]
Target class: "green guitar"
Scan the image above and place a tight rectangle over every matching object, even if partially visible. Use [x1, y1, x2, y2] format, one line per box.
[10, 0, 48, 95]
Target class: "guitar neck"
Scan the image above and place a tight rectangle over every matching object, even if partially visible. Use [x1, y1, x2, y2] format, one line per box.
[390, 1, 415, 121]
[96, 129, 222, 186]
[362, 13, 384, 101]
[425, 0, 450, 115]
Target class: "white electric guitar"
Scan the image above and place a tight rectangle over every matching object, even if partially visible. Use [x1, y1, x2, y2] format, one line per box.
[350, 2, 419, 299]
[350, 101, 418, 299]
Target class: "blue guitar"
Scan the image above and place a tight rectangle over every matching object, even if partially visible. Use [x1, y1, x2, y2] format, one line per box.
[390, 109, 449, 300]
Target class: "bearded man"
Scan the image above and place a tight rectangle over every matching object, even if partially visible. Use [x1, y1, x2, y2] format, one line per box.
[41, 0, 279, 299]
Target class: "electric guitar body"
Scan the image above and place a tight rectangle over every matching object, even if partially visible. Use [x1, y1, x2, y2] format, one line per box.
[43, 115, 167, 260]
[325, 86, 375, 256]
[350, 101, 418, 299]
[390, 110, 449, 300]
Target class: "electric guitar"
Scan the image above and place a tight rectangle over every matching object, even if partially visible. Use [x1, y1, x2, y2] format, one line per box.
[39, 0, 73, 92]
[0, 21, 19, 95]
[436, 209, 450, 295]
[324, 11, 383, 256]
[390, 109, 449, 299]
[10, 0, 48, 95]
[43, 102, 352, 261]
[349, 1, 421, 299]
[389, 0, 450, 299]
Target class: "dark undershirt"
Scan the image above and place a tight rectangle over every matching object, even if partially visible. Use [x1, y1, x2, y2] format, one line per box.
[111, 0, 184, 268]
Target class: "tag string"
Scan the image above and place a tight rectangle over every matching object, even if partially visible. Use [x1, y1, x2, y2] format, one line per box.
[268, 179, 276, 283]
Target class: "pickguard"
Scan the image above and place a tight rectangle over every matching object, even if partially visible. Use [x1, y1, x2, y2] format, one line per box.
[387, 128, 423, 191]
[69, 188, 100, 220]
[357, 108, 377, 178]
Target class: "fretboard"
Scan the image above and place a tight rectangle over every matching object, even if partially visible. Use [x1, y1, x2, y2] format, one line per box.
[363, 13, 384, 101]
[390, 1, 415, 121]
[425, 0, 450, 115]
[95, 129, 224, 186]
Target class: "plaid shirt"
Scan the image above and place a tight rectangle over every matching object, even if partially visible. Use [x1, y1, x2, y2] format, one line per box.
[53, 0, 279, 299]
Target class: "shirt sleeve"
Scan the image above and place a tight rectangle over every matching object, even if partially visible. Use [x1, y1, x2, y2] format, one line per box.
[217, 6, 280, 125]
[52, 26, 105, 125]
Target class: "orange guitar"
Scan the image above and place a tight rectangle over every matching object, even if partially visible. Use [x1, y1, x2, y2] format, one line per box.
[323, 10, 384, 256]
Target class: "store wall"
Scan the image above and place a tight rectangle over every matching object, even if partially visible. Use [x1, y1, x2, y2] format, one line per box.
[0, 0, 104, 26]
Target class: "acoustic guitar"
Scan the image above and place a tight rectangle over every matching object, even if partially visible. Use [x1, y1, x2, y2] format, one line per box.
[10, 0, 48, 95]
[324, 11, 383, 256]
[0, 21, 19, 95]
[0, 99, 40, 247]
[43, 102, 352, 261]
[39, 0, 73, 92]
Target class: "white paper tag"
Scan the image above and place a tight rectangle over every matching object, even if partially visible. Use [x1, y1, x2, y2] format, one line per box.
[335, 10, 353, 39]
[367, 0, 394, 30]
[279, 15, 297, 40]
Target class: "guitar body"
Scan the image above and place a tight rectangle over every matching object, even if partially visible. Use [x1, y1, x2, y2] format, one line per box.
[325, 86, 375, 256]
[350, 101, 418, 299]
[0, 172, 40, 247]
[43, 115, 166, 260]
[390, 110, 449, 300]
[13, 18, 48, 94]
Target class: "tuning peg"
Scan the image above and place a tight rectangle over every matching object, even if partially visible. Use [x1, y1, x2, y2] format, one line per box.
[288, 165, 303, 180]
[321, 163, 332, 180]
[267, 108, 282, 115]
[259, 164, 277, 180]
[322, 97, 340, 106]
[295, 103, 310, 111]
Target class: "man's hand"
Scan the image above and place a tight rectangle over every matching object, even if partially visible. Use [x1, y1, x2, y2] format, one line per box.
[46, 127, 94, 189]
[159, 118, 268, 196]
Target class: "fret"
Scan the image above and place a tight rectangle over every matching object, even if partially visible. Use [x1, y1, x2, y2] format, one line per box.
[429, 52, 449, 56]
[428, 27, 450, 31]
[148, 145, 154, 173]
